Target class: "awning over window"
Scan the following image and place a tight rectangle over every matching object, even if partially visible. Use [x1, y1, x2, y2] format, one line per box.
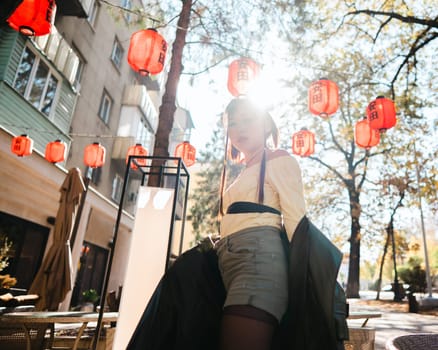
[0, 0, 22, 22]
[57, 0, 88, 18]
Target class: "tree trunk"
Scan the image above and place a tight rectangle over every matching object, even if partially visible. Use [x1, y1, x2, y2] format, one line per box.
[376, 230, 390, 300]
[148, 0, 192, 187]
[346, 188, 361, 298]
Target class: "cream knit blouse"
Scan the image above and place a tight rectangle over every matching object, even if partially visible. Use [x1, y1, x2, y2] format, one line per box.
[220, 154, 306, 241]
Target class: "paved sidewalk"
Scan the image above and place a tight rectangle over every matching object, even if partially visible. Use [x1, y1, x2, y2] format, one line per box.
[347, 296, 438, 350]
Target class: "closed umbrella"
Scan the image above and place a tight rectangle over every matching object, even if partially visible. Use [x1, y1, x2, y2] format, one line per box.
[29, 167, 85, 310]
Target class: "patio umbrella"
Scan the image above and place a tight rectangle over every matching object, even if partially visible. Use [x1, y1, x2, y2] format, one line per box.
[29, 167, 86, 310]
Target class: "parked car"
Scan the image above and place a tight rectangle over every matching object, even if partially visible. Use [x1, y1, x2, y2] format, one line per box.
[382, 283, 410, 292]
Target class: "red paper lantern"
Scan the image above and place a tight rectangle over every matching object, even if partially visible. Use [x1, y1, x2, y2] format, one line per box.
[308, 78, 339, 118]
[11, 134, 33, 157]
[84, 142, 106, 168]
[366, 96, 397, 131]
[45, 139, 66, 163]
[7, 0, 56, 36]
[127, 29, 167, 76]
[227, 57, 260, 97]
[126, 143, 148, 170]
[292, 129, 315, 157]
[174, 141, 196, 167]
[355, 119, 380, 149]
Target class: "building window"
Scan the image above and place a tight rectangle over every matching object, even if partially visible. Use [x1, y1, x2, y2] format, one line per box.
[111, 38, 124, 69]
[86, 166, 102, 185]
[136, 123, 153, 151]
[87, 0, 99, 27]
[74, 57, 84, 89]
[98, 90, 112, 124]
[70, 241, 108, 308]
[71, 46, 85, 92]
[13, 46, 60, 117]
[121, 0, 132, 22]
[0, 211, 49, 290]
[33, 28, 81, 88]
[111, 174, 123, 202]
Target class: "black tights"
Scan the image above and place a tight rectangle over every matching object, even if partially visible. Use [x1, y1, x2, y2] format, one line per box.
[220, 305, 277, 350]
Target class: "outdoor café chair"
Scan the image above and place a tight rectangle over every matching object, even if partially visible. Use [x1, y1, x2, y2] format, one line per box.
[385, 333, 438, 350]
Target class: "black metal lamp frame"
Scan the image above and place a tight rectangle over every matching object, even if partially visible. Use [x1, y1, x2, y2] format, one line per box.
[91, 155, 190, 349]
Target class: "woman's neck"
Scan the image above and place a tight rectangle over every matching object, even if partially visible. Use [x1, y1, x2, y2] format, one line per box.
[244, 147, 265, 167]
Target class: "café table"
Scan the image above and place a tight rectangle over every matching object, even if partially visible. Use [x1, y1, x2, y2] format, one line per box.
[0, 310, 118, 350]
[346, 312, 382, 350]
[348, 311, 382, 327]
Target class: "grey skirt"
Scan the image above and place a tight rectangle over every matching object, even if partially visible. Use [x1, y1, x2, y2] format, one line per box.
[215, 226, 288, 322]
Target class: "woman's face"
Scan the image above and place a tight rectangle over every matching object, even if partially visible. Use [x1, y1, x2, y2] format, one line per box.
[227, 103, 266, 156]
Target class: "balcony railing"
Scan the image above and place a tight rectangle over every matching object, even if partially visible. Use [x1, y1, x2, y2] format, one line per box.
[32, 27, 80, 88]
[121, 85, 159, 133]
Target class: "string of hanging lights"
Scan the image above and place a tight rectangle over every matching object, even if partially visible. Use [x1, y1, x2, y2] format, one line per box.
[5, 1, 200, 167]
[9, 135, 197, 168]
[226, 58, 397, 157]
[5, 3, 395, 164]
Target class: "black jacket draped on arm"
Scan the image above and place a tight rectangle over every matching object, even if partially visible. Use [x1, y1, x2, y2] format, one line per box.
[127, 216, 349, 350]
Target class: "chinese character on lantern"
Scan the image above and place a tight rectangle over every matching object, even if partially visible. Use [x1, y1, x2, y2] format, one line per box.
[126, 143, 148, 170]
[11, 134, 33, 157]
[366, 96, 397, 131]
[174, 141, 196, 167]
[227, 57, 260, 97]
[127, 28, 167, 76]
[292, 129, 315, 157]
[308, 78, 339, 118]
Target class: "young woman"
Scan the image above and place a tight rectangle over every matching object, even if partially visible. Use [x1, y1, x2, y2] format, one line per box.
[127, 97, 347, 350]
[216, 98, 306, 350]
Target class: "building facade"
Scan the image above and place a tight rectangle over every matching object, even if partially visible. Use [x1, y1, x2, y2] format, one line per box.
[0, 0, 193, 310]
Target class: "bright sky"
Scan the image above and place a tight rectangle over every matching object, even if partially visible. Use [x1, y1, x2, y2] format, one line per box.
[178, 62, 298, 153]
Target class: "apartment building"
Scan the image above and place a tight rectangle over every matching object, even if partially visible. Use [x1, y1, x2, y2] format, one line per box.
[0, 0, 193, 310]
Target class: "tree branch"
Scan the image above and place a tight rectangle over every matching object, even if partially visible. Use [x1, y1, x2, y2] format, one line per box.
[181, 55, 230, 75]
[308, 156, 347, 185]
[327, 119, 349, 158]
[389, 31, 438, 93]
[347, 10, 438, 29]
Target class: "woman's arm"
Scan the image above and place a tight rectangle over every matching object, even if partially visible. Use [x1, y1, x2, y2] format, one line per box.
[268, 151, 306, 240]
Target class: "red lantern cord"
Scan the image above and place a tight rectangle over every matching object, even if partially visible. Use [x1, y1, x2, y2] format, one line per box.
[355, 119, 380, 149]
[127, 28, 167, 76]
[84, 142, 106, 168]
[7, 0, 56, 36]
[366, 96, 397, 131]
[174, 141, 196, 167]
[227, 57, 260, 97]
[308, 78, 339, 118]
[11, 134, 33, 157]
[45, 140, 66, 163]
[126, 143, 148, 170]
[291, 129, 315, 157]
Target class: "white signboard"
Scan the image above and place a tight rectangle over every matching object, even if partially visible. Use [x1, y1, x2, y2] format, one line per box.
[113, 186, 175, 349]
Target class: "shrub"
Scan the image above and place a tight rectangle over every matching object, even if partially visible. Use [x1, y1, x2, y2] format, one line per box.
[399, 265, 426, 293]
